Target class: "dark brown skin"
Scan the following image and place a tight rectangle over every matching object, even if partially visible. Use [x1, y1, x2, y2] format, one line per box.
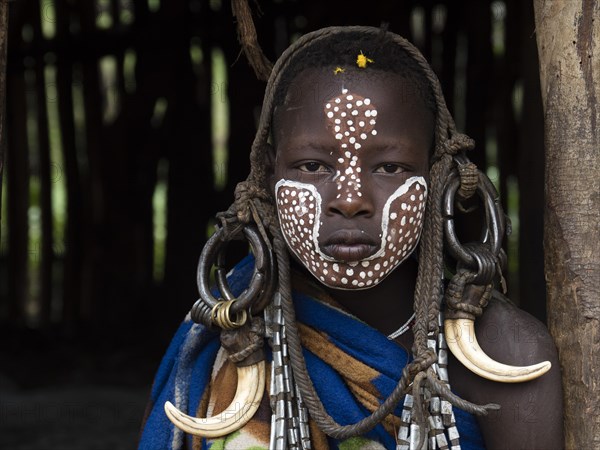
[269, 68, 563, 449]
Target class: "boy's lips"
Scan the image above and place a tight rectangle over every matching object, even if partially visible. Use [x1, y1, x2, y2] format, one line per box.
[320, 230, 378, 261]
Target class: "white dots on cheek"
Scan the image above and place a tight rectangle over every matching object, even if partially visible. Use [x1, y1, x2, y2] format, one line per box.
[276, 185, 324, 270]
[375, 183, 429, 272]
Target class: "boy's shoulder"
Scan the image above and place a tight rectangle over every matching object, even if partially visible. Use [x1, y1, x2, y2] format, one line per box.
[449, 291, 564, 450]
[475, 291, 558, 363]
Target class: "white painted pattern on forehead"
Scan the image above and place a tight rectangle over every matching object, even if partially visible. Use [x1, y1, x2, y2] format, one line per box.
[324, 89, 378, 204]
[324, 90, 377, 151]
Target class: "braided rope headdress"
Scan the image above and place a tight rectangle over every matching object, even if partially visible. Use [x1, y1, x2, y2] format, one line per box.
[219, 25, 497, 449]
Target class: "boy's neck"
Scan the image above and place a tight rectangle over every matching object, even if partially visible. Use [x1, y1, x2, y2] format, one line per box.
[291, 257, 418, 350]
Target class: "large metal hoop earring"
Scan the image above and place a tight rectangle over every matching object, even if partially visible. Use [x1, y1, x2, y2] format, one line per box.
[442, 156, 551, 383]
[191, 224, 276, 328]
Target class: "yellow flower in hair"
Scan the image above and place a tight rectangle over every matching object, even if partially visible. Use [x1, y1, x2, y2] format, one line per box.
[333, 67, 345, 75]
[356, 51, 374, 68]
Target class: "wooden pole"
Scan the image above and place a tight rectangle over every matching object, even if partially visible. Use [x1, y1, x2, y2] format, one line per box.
[0, 0, 8, 243]
[533, 1, 600, 448]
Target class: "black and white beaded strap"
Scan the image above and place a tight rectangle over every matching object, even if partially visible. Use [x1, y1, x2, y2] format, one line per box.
[396, 312, 461, 450]
[267, 293, 311, 450]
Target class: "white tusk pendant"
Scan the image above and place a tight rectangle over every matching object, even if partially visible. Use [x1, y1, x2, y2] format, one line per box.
[164, 360, 266, 438]
[444, 319, 551, 383]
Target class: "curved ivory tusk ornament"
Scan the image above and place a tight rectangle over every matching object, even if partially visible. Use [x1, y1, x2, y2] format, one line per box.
[444, 319, 551, 383]
[164, 360, 266, 437]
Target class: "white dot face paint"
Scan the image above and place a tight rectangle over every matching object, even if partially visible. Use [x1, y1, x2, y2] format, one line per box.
[326, 92, 376, 196]
[275, 88, 428, 290]
[276, 177, 427, 290]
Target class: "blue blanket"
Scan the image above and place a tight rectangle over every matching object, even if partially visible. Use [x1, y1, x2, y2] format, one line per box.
[138, 255, 485, 449]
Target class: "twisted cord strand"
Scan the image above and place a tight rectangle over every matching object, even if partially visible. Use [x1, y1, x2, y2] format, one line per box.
[444, 270, 493, 321]
[231, 0, 273, 81]
[413, 154, 453, 356]
[425, 371, 499, 414]
[225, 317, 266, 363]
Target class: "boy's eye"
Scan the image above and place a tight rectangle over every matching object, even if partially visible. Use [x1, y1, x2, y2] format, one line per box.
[298, 162, 328, 173]
[375, 164, 404, 174]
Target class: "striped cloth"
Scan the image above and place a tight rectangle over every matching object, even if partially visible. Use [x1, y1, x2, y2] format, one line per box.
[138, 255, 485, 449]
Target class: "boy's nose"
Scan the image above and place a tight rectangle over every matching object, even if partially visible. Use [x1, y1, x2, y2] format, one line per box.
[326, 190, 374, 218]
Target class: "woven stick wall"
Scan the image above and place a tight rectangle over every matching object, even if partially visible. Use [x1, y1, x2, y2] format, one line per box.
[0, 0, 545, 351]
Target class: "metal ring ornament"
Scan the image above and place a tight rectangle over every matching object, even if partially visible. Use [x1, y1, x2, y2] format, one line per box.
[171, 225, 271, 437]
[443, 158, 551, 383]
[210, 300, 248, 329]
[462, 243, 498, 286]
[443, 168, 505, 273]
[192, 225, 275, 327]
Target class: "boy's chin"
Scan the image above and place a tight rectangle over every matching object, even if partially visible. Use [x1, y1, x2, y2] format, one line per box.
[289, 254, 403, 291]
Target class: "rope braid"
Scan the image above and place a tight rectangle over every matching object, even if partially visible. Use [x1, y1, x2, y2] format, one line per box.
[217, 25, 497, 446]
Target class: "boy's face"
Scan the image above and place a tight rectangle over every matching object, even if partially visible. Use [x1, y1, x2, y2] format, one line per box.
[271, 68, 433, 290]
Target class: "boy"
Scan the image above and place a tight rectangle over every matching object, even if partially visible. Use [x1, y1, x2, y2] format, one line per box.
[138, 26, 563, 450]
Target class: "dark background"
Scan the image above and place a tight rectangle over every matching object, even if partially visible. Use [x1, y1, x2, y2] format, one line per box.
[0, 0, 546, 448]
